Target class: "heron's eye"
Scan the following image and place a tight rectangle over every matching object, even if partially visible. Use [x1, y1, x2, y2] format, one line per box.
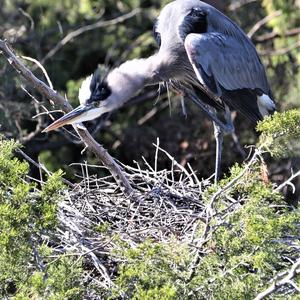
[94, 85, 111, 101]
[98, 86, 111, 99]
[92, 100, 100, 107]
[88, 82, 111, 104]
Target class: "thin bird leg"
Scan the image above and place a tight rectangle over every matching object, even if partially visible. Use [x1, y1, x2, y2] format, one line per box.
[188, 92, 233, 133]
[186, 93, 234, 182]
[213, 122, 224, 184]
[172, 85, 235, 182]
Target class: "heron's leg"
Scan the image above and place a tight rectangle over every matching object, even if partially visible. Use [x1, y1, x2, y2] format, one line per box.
[185, 91, 236, 182]
[213, 122, 224, 184]
[188, 92, 233, 133]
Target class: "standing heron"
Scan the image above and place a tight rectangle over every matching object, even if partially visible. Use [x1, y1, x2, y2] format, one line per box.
[43, 0, 276, 182]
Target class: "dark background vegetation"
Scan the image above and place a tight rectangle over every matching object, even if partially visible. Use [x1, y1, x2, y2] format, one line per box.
[0, 0, 299, 186]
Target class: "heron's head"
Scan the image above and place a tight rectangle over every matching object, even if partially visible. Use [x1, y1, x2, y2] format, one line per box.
[43, 57, 157, 133]
[42, 71, 114, 132]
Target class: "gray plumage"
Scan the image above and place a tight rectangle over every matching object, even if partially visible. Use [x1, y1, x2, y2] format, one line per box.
[154, 0, 275, 121]
[185, 33, 270, 93]
[44, 0, 276, 182]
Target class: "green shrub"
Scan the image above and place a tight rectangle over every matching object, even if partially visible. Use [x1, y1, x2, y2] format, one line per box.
[257, 109, 300, 156]
[111, 156, 299, 299]
[0, 138, 84, 299]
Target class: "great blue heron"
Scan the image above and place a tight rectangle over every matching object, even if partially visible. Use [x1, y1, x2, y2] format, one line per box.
[43, 0, 276, 182]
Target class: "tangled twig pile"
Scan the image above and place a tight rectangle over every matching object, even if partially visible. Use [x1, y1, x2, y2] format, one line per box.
[53, 144, 299, 299]
[56, 143, 210, 288]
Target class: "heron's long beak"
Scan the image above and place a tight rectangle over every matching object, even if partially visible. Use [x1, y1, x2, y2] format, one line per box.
[42, 105, 91, 133]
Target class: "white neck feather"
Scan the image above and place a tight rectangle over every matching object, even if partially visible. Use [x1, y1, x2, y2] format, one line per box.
[103, 55, 163, 110]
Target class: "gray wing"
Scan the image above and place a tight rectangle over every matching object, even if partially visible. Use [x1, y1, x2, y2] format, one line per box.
[184, 32, 270, 95]
[184, 32, 273, 121]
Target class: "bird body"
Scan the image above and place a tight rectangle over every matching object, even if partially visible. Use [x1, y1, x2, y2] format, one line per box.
[155, 0, 275, 121]
[43, 0, 276, 181]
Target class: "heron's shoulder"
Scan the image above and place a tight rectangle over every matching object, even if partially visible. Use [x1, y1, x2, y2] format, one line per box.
[204, 7, 250, 43]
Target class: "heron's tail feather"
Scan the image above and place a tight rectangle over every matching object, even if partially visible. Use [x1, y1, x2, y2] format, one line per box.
[221, 88, 275, 123]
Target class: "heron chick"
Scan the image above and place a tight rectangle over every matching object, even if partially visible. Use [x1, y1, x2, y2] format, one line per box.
[43, 0, 276, 181]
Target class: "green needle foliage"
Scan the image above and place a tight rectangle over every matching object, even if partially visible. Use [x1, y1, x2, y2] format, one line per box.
[111, 239, 190, 299]
[0, 138, 83, 299]
[191, 180, 298, 299]
[15, 256, 84, 300]
[257, 109, 300, 157]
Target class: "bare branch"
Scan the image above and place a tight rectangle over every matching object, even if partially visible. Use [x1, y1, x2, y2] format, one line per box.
[276, 170, 300, 192]
[228, 0, 257, 12]
[255, 258, 300, 300]
[248, 10, 282, 39]
[41, 9, 141, 63]
[18, 8, 35, 31]
[0, 38, 134, 196]
[261, 40, 300, 56]
[254, 27, 300, 43]
[16, 147, 75, 188]
[22, 55, 54, 89]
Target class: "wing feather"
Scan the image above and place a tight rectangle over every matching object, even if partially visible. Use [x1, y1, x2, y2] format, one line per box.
[184, 32, 272, 121]
[185, 32, 270, 93]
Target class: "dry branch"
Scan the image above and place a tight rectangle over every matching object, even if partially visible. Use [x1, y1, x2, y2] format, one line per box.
[248, 10, 282, 39]
[260, 40, 300, 56]
[41, 9, 141, 63]
[0, 38, 133, 196]
[16, 147, 75, 188]
[276, 170, 300, 193]
[254, 27, 300, 43]
[228, 0, 257, 12]
[255, 259, 300, 300]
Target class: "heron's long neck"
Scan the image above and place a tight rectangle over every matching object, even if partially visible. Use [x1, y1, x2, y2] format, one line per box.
[104, 54, 175, 111]
[107, 54, 170, 98]
[111, 54, 161, 83]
